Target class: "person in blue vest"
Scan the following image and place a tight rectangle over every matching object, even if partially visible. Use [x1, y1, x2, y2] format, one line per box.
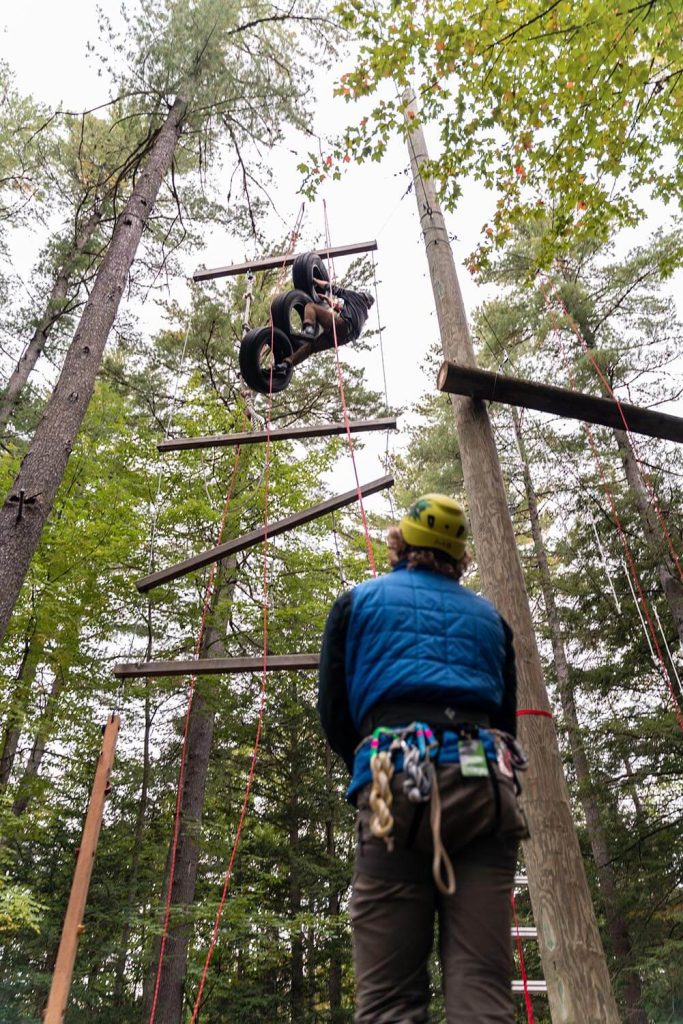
[318, 494, 529, 1023]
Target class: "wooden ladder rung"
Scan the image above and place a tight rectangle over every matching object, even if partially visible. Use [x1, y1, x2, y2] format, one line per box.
[511, 926, 538, 939]
[136, 474, 393, 593]
[158, 417, 397, 452]
[114, 653, 321, 680]
[193, 239, 378, 281]
[512, 980, 548, 994]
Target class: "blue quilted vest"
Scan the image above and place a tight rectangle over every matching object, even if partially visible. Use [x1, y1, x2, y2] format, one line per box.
[345, 563, 507, 797]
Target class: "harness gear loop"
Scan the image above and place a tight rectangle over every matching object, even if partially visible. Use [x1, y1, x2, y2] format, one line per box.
[429, 767, 456, 896]
[369, 750, 395, 850]
[402, 744, 434, 803]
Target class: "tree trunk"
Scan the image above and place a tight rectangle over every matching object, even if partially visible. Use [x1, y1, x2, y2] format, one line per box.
[289, 679, 304, 1023]
[613, 429, 683, 653]
[113, 685, 152, 1005]
[553, 288, 682, 662]
[325, 744, 343, 1018]
[0, 96, 187, 645]
[11, 668, 63, 816]
[404, 90, 621, 1022]
[0, 208, 103, 433]
[144, 559, 235, 1024]
[512, 409, 648, 1024]
[0, 624, 44, 785]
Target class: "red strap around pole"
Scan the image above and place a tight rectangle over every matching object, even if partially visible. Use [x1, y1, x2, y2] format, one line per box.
[517, 709, 553, 719]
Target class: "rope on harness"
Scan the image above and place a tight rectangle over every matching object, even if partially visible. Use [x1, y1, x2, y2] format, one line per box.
[367, 724, 456, 894]
[429, 769, 456, 896]
[369, 749, 395, 847]
[402, 744, 433, 802]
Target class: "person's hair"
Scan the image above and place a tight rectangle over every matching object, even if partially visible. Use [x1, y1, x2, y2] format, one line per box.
[386, 526, 470, 580]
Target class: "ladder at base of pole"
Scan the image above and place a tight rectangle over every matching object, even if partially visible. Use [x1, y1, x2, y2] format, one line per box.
[512, 980, 548, 994]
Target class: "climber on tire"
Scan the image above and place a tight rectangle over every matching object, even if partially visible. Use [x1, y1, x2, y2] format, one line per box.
[273, 277, 375, 376]
[238, 251, 375, 396]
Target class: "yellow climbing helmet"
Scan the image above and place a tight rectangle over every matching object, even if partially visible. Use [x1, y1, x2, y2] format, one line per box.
[399, 494, 468, 560]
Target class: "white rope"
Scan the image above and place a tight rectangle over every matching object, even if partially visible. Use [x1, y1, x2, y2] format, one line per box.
[623, 562, 658, 667]
[587, 504, 622, 613]
[652, 601, 683, 690]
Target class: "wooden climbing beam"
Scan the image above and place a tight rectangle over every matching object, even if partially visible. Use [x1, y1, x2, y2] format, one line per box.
[194, 240, 378, 281]
[136, 474, 394, 593]
[114, 653, 320, 679]
[438, 362, 683, 444]
[158, 416, 397, 452]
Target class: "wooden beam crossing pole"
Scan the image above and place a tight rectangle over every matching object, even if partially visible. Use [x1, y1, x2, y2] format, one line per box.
[438, 362, 683, 444]
[193, 240, 378, 281]
[43, 715, 120, 1024]
[158, 416, 398, 453]
[114, 653, 320, 679]
[405, 88, 620, 1021]
[136, 475, 393, 593]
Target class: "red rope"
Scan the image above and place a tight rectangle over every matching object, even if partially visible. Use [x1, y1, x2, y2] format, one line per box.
[512, 892, 535, 1023]
[540, 287, 683, 731]
[188, 223, 303, 1020]
[322, 199, 378, 576]
[148, 440, 244, 1024]
[545, 280, 683, 582]
[517, 709, 553, 719]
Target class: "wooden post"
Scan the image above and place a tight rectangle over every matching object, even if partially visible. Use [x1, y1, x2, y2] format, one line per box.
[43, 715, 120, 1024]
[404, 89, 621, 1022]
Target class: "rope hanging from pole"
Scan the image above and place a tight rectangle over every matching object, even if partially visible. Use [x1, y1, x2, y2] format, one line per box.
[512, 891, 536, 1023]
[148, 436, 245, 1024]
[544, 279, 683, 583]
[322, 199, 378, 576]
[540, 285, 683, 731]
[185, 214, 306, 1019]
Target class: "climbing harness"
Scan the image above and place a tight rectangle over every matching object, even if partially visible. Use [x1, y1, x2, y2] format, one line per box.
[366, 721, 530, 899]
[367, 723, 456, 895]
[368, 724, 437, 844]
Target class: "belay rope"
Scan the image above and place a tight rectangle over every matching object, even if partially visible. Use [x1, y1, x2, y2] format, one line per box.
[367, 724, 456, 896]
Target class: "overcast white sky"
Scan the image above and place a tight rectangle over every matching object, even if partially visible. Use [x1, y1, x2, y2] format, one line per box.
[2, 1, 681, 510]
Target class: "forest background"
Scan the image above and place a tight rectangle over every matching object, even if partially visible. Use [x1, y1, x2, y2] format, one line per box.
[0, 1, 682, 1022]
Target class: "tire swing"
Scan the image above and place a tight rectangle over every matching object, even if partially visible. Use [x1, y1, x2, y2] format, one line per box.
[239, 326, 293, 395]
[238, 252, 329, 396]
[270, 289, 314, 348]
[292, 252, 329, 302]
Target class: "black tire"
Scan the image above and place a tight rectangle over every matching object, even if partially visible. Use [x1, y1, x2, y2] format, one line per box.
[292, 251, 329, 302]
[270, 289, 313, 339]
[239, 326, 293, 395]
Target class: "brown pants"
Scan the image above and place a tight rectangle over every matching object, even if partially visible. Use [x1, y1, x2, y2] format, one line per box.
[350, 764, 527, 1023]
[303, 301, 351, 351]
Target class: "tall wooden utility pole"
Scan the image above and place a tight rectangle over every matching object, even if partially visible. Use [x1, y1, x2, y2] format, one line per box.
[44, 715, 120, 1024]
[403, 89, 621, 1023]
